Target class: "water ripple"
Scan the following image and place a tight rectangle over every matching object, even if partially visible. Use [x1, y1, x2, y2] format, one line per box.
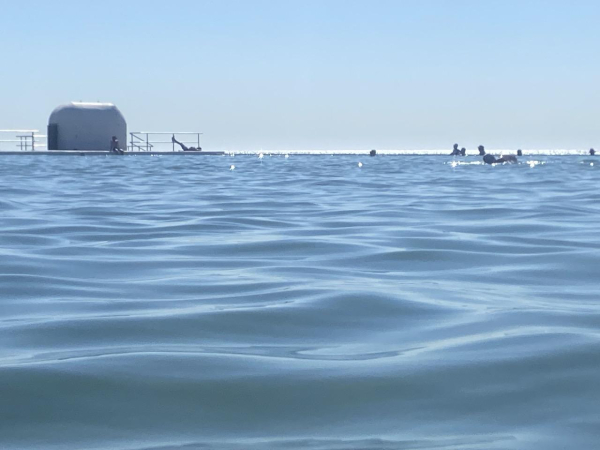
[1, 155, 599, 450]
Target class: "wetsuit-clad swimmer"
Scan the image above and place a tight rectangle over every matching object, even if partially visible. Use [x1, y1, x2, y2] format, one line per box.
[110, 136, 124, 154]
[450, 144, 460, 156]
[478, 145, 486, 156]
[483, 154, 518, 165]
[517, 149, 523, 156]
[172, 135, 202, 151]
[590, 148, 596, 156]
[460, 147, 466, 156]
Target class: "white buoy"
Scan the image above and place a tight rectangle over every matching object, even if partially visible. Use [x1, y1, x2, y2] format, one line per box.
[230, 164, 235, 170]
[358, 162, 363, 168]
[258, 153, 264, 159]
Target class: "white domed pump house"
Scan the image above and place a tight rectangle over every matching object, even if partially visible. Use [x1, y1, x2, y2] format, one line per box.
[48, 102, 127, 151]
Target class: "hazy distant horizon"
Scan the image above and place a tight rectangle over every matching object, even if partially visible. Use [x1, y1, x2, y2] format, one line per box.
[3, 0, 600, 151]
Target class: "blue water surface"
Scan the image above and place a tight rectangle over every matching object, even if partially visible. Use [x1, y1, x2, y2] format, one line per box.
[0, 154, 599, 450]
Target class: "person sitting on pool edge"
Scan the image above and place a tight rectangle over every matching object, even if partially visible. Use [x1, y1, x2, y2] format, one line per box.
[172, 135, 202, 151]
[110, 136, 124, 154]
[483, 153, 518, 165]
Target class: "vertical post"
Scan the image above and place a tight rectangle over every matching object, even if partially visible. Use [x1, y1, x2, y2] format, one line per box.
[197, 133, 200, 149]
[172, 134, 175, 152]
[31, 131, 35, 151]
[130, 132, 134, 152]
[146, 133, 149, 152]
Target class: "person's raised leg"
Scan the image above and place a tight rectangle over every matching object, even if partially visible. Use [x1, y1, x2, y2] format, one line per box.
[172, 135, 189, 151]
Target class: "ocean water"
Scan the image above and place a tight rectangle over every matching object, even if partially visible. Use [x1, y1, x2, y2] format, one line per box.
[0, 154, 599, 450]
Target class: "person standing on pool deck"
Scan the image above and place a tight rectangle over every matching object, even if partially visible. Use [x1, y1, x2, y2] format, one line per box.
[172, 135, 202, 151]
[110, 136, 124, 154]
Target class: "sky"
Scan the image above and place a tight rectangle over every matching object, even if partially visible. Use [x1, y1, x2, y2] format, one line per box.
[1, 0, 600, 151]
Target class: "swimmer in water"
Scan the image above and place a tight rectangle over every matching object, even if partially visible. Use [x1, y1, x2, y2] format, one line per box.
[110, 136, 124, 154]
[460, 147, 466, 156]
[483, 154, 518, 165]
[590, 148, 596, 156]
[517, 149, 523, 156]
[478, 145, 486, 156]
[450, 143, 460, 156]
[172, 135, 201, 151]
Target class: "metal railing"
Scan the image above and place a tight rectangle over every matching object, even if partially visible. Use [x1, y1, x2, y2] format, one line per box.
[1, 130, 201, 152]
[129, 132, 203, 152]
[0, 129, 46, 151]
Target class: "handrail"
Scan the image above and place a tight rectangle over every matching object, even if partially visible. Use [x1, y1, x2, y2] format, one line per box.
[0, 129, 39, 151]
[129, 133, 154, 152]
[0, 129, 38, 132]
[129, 131, 203, 152]
[131, 131, 204, 135]
[1, 129, 203, 152]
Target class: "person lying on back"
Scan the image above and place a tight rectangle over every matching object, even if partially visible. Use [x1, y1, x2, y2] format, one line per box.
[172, 135, 201, 151]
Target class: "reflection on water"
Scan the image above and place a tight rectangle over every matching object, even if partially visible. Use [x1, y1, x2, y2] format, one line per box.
[0, 154, 599, 450]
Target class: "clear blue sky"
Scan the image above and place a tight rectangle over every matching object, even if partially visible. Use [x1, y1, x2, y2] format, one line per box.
[2, 0, 599, 150]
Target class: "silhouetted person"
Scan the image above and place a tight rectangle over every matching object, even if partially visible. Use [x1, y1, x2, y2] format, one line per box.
[590, 148, 595, 156]
[478, 145, 486, 156]
[172, 135, 201, 151]
[110, 136, 124, 154]
[460, 147, 466, 156]
[483, 154, 518, 165]
[517, 149, 523, 156]
[370, 149, 377, 157]
[450, 143, 460, 156]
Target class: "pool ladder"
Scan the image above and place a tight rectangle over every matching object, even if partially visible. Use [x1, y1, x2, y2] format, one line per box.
[0, 129, 47, 151]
